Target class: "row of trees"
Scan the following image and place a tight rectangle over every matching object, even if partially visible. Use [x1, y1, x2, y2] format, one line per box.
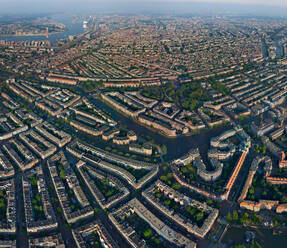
[247, 174, 287, 203]
[234, 242, 261, 248]
[226, 210, 262, 225]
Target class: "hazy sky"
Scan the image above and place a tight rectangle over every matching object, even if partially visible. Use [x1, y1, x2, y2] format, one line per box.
[1, 0, 287, 15]
[143, 0, 287, 6]
[2, 0, 285, 6]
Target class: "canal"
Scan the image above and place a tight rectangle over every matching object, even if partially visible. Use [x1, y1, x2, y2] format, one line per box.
[88, 96, 230, 162]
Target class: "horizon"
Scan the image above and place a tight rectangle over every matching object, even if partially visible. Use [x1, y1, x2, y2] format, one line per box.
[1, 0, 287, 17]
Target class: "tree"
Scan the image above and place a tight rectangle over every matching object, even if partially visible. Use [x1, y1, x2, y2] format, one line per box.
[161, 144, 167, 154]
[164, 199, 171, 206]
[36, 193, 41, 202]
[249, 186, 255, 195]
[226, 212, 232, 223]
[56, 207, 62, 216]
[234, 245, 246, 248]
[160, 175, 167, 182]
[155, 193, 162, 199]
[30, 175, 37, 186]
[240, 212, 249, 224]
[143, 229, 152, 239]
[196, 211, 204, 223]
[172, 182, 181, 190]
[94, 208, 99, 216]
[181, 166, 188, 174]
[189, 100, 199, 111]
[167, 173, 173, 179]
[206, 199, 213, 206]
[151, 236, 160, 245]
[250, 242, 261, 248]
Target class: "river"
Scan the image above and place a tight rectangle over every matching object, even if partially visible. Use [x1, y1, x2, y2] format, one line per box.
[0, 14, 86, 44]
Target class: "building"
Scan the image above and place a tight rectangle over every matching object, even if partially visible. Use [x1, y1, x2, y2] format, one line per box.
[251, 121, 275, 137]
[129, 143, 152, 156]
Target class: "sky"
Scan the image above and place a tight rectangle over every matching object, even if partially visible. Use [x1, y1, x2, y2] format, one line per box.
[144, 0, 287, 6]
[1, 0, 287, 15]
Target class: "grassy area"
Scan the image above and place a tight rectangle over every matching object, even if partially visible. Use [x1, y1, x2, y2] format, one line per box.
[0, 190, 7, 220]
[30, 175, 46, 221]
[93, 177, 119, 199]
[180, 163, 197, 181]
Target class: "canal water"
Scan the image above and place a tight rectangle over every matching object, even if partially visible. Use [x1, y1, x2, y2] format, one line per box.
[222, 226, 287, 248]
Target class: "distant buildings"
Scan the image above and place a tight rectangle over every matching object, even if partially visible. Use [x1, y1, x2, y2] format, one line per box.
[45, 76, 77, 85]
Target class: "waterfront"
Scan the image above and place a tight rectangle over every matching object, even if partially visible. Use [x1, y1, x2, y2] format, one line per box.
[0, 14, 85, 44]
